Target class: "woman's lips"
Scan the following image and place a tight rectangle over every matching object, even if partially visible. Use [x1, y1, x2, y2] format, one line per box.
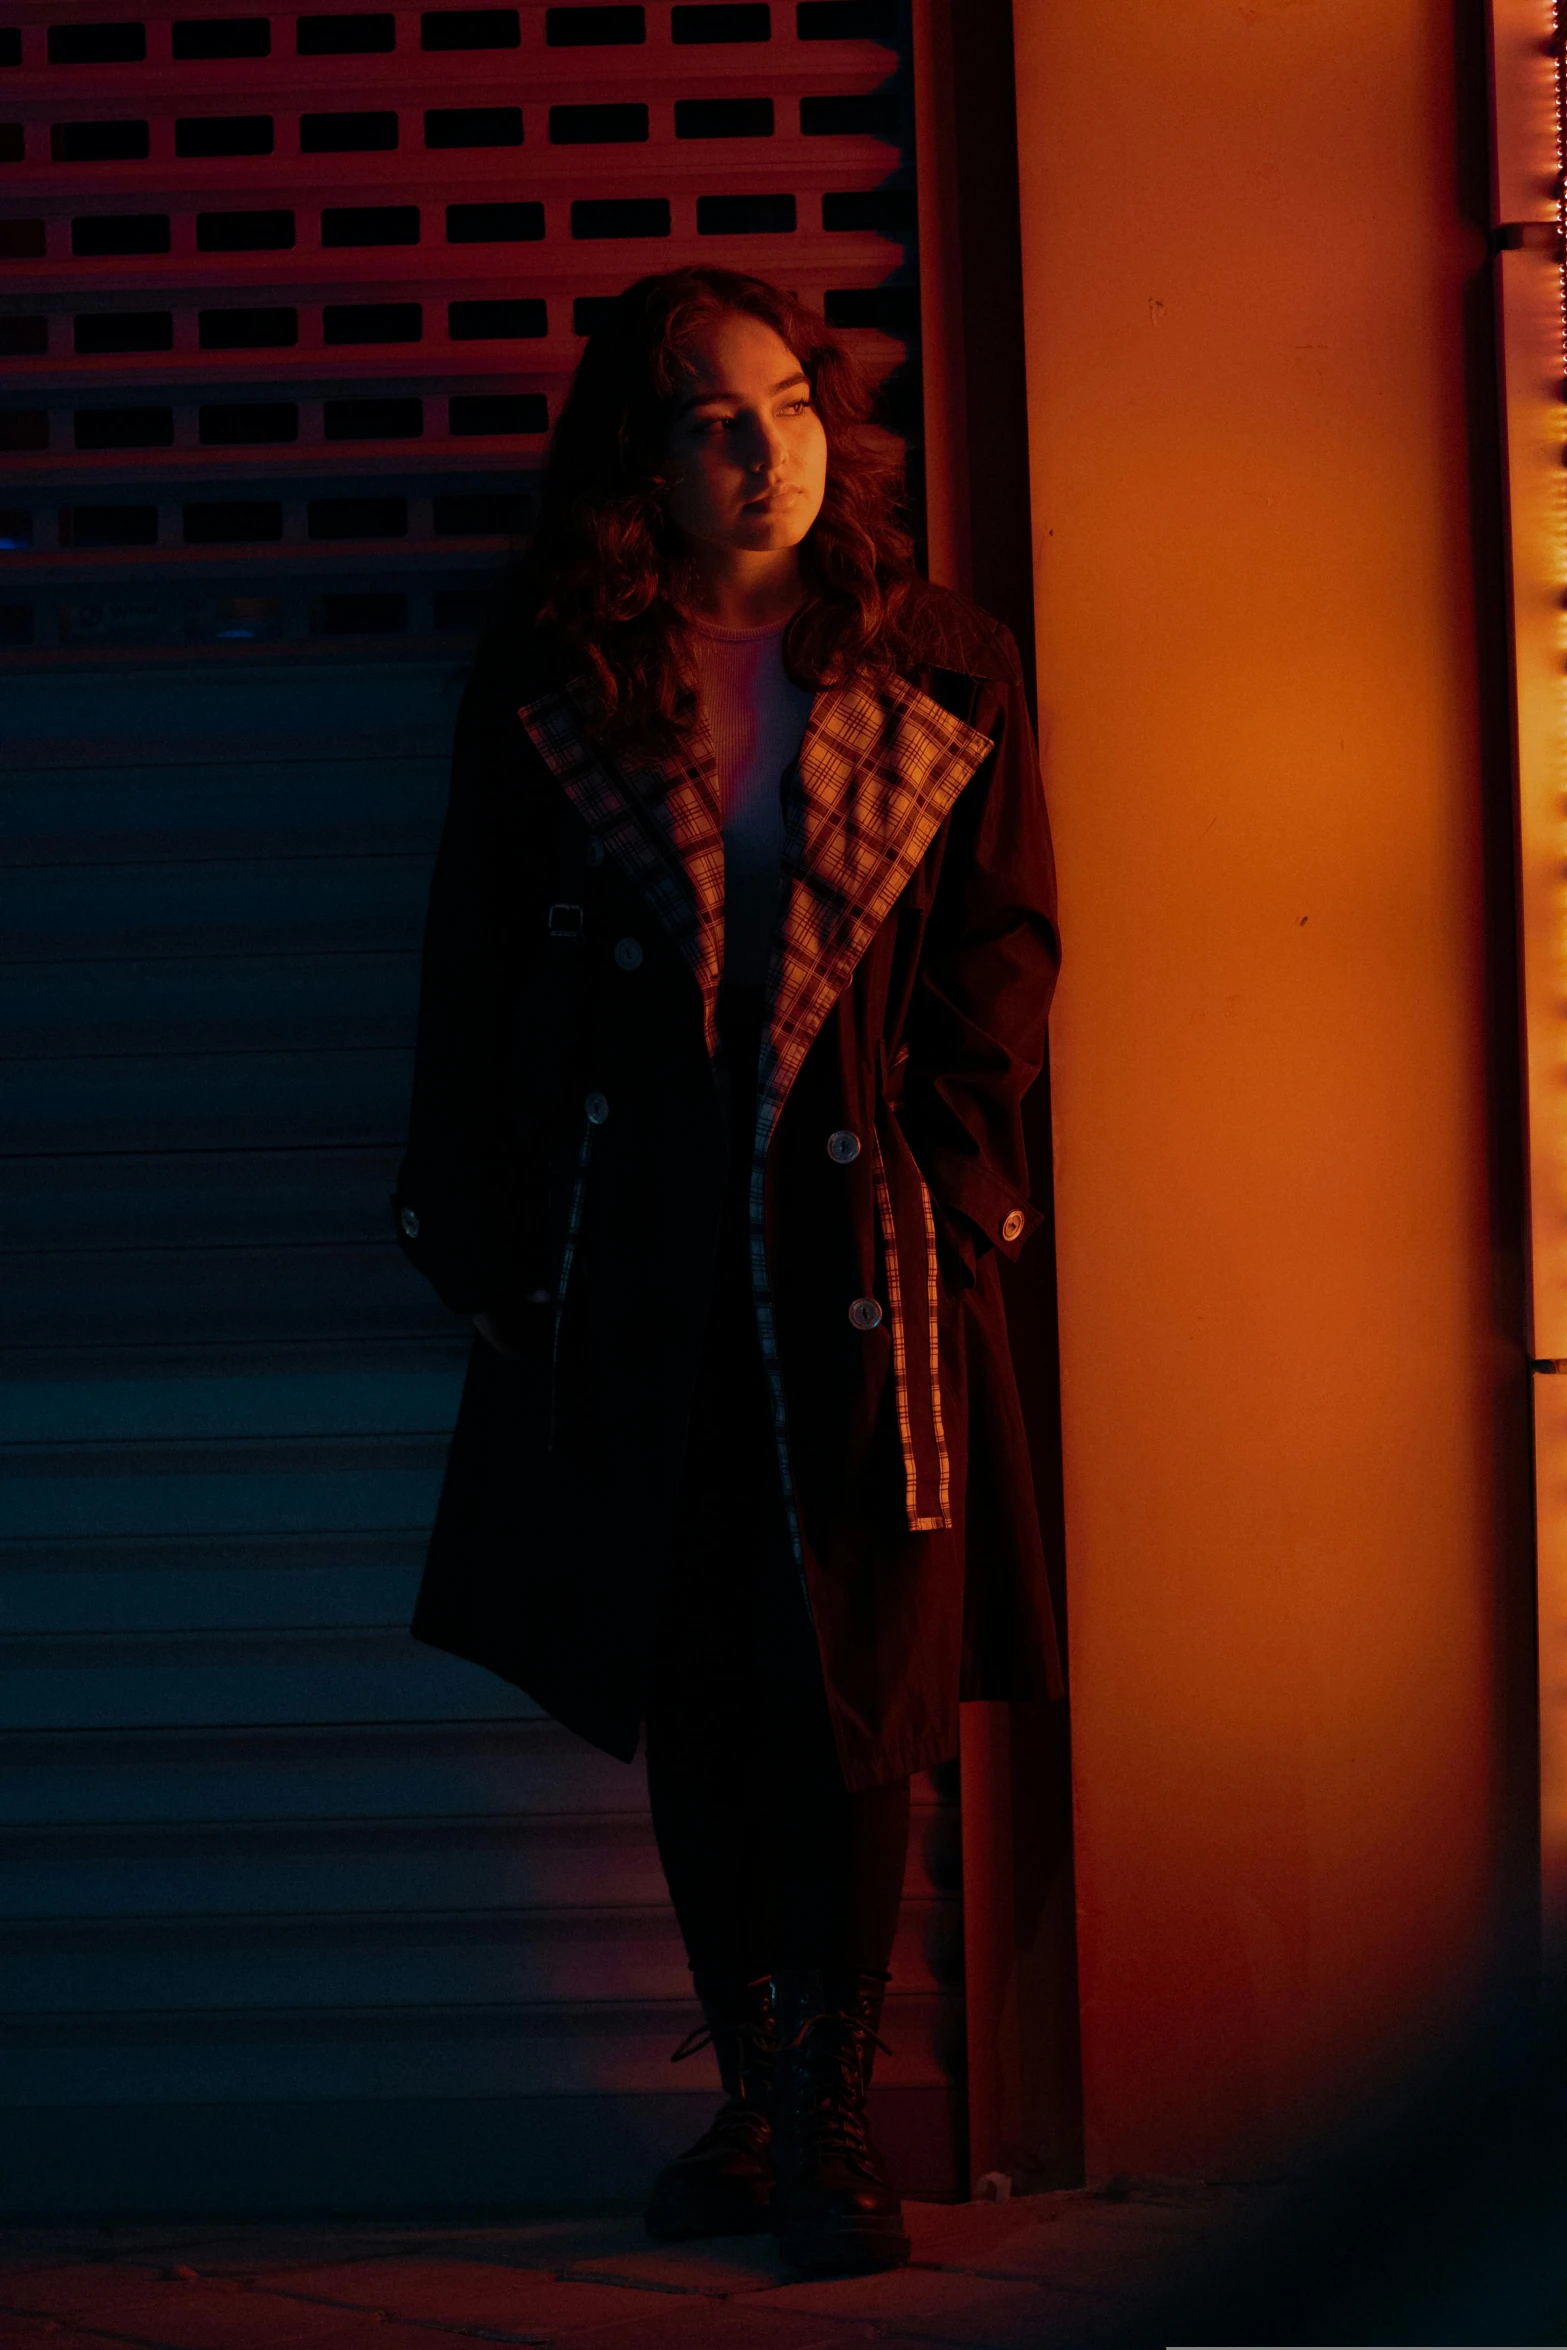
[743, 486, 799, 511]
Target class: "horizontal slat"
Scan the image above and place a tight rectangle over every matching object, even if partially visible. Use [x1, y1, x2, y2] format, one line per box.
[0, 1992, 958, 2107]
[0, 856, 430, 959]
[3, 1046, 411, 1151]
[0, 1149, 401, 1252]
[0, 1719, 957, 1828]
[0, 1720, 659, 1827]
[0, 1369, 464, 1443]
[0, 954, 420, 1060]
[0, 1903, 961, 2014]
[2, 1432, 447, 1540]
[2, 1245, 445, 1351]
[0, 1626, 537, 1731]
[2, 1554, 426, 1636]
[0, 1807, 957, 1917]
[1, 759, 445, 849]
[0, 662, 461, 755]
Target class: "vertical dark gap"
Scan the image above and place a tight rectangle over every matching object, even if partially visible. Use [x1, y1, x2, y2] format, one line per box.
[942, 0, 1085, 2189]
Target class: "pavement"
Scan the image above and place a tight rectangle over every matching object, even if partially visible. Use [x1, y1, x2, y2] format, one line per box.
[0, 2182, 1275, 2350]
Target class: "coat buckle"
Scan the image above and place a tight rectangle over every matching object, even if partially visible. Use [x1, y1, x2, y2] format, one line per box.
[548, 902, 584, 940]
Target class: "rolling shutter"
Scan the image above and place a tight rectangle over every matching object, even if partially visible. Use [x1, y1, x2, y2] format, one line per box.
[0, 0, 965, 2214]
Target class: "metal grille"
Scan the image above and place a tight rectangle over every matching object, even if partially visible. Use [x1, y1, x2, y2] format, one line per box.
[0, 0, 918, 660]
[0, 0, 965, 2218]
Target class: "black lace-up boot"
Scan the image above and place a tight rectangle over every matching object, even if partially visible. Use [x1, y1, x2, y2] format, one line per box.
[644, 1973, 776, 2239]
[770, 1967, 910, 2273]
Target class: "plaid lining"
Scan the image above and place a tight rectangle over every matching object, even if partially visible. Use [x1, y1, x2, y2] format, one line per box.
[518, 666, 993, 1558]
[518, 684, 727, 1060]
[918, 1174, 952, 1527]
[751, 671, 992, 1553]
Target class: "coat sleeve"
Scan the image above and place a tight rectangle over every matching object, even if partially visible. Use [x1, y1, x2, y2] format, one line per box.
[392, 640, 556, 1319]
[897, 630, 1061, 1267]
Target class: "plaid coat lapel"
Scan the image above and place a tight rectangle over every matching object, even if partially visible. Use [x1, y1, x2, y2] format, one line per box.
[756, 668, 995, 1151]
[749, 669, 995, 1555]
[517, 683, 726, 1058]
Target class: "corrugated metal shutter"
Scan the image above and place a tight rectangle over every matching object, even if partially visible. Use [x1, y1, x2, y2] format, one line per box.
[0, 0, 965, 2215]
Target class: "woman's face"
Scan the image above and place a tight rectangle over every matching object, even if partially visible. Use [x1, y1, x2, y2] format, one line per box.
[663, 311, 829, 558]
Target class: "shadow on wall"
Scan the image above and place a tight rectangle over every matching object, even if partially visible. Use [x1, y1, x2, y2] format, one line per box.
[1098, 1998, 1567, 2349]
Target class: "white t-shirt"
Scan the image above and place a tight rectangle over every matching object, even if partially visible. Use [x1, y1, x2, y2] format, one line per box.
[690, 618, 815, 987]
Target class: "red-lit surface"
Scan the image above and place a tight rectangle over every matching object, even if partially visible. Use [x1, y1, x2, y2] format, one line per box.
[0, 1, 918, 660]
[1015, 0, 1524, 2177]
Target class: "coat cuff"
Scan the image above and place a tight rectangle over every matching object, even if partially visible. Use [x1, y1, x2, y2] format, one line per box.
[919, 1148, 1042, 1262]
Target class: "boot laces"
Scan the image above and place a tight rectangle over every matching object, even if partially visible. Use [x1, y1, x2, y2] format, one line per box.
[785, 2009, 893, 2171]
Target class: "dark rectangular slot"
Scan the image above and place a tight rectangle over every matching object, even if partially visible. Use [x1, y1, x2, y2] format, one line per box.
[570, 196, 668, 238]
[175, 114, 273, 156]
[0, 128, 20, 161]
[434, 588, 494, 630]
[323, 396, 423, 438]
[297, 11, 394, 49]
[448, 298, 547, 338]
[433, 491, 532, 533]
[449, 392, 546, 434]
[0, 412, 48, 450]
[61, 504, 158, 548]
[0, 510, 32, 549]
[311, 591, 407, 634]
[0, 318, 48, 356]
[797, 0, 895, 32]
[675, 96, 773, 136]
[822, 187, 915, 231]
[74, 407, 173, 449]
[196, 209, 294, 251]
[823, 284, 917, 331]
[308, 496, 408, 538]
[183, 500, 284, 543]
[445, 200, 543, 241]
[323, 301, 422, 344]
[672, 3, 769, 36]
[0, 31, 20, 64]
[173, 17, 270, 57]
[545, 5, 644, 40]
[301, 110, 399, 151]
[2, 221, 46, 259]
[49, 21, 147, 63]
[198, 307, 298, 349]
[51, 121, 150, 162]
[800, 92, 897, 135]
[572, 295, 617, 336]
[697, 192, 794, 233]
[422, 8, 519, 45]
[74, 311, 173, 354]
[199, 402, 298, 444]
[549, 102, 646, 142]
[322, 205, 420, 246]
[424, 107, 522, 147]
[0, 604, 34, 646]
[74, 213, 170, 256]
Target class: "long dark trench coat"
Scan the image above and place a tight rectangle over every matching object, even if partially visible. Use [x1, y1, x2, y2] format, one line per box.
[394, 581, 1062, 1791]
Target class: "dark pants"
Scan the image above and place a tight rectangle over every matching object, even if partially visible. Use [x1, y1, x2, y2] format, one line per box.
[643, 984, 910, 1988]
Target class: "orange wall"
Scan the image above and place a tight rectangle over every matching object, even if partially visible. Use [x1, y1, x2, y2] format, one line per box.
[1013, 0, 1521, 2176]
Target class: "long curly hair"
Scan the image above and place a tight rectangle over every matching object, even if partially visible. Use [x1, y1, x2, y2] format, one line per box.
[520, 266, 922, 752]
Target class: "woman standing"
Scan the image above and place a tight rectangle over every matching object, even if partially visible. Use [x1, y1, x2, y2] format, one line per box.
[394, 267, 1061, 2274]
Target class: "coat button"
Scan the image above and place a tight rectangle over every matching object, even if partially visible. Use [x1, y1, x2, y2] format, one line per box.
[1001, 1209, 1025, 1242]
[585, 1091, 610, 1125]
[826, 1129, 860, 1164]
[614, 936, 643, 971]
[399, 1205, 420, 1239]
[585, 837, 606, 868]
[848, 1296, 883, 1331]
